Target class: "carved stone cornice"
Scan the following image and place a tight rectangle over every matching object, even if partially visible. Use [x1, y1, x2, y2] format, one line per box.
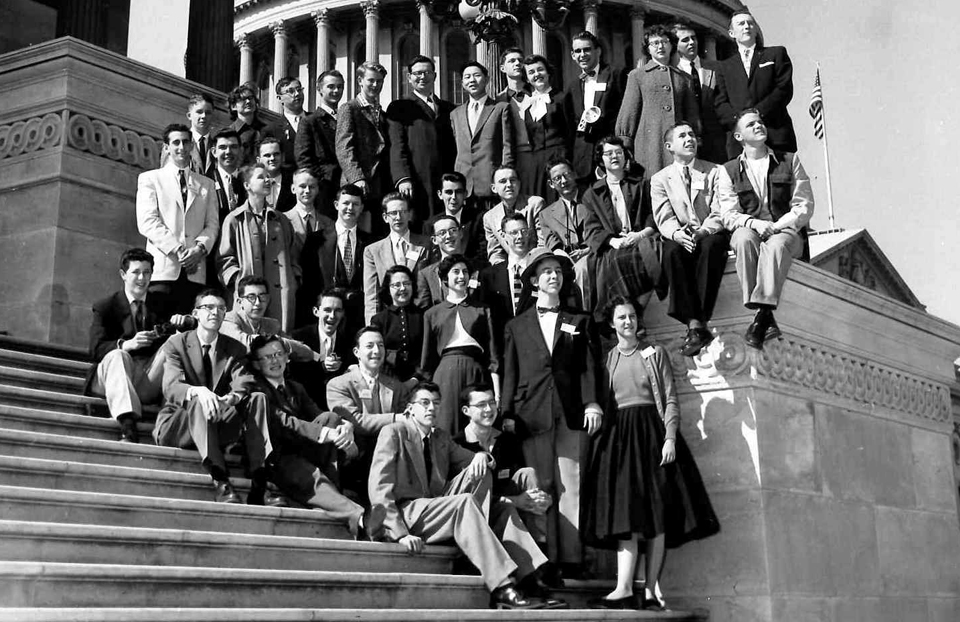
[0, 112, 65, 160]
[583, 0, 602, 11]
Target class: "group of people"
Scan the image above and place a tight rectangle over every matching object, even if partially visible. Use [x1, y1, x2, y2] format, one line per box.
[85, 8, 814, 611]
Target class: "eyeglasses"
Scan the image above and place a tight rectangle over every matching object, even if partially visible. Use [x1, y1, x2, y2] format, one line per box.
[384, 209, 408, 219]
[242, 293, 270, 303]
[550, 172, 574, 182]
[602, 149, 625, 158]
[414, 398, 441, 407]
[389, 281, 412, 289]
[410, 70, 435, 78]
[468, 400, 497, 410]
[433, 227, 460, 238]
[282, 87, 303, 95]
[504, 228, 530, 238]
[195, 304, 227, 314]
[258, 350, 287, 361]
[238, 95, 257, 102]
[648, 39, 670, 48]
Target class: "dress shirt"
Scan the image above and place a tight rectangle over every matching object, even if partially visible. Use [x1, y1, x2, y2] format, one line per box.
[467, 96, 488, 134]
[743, 155, 772, 220]
[524, 90, 551, 122]
[283, 110, 303, 133]
[582, 66, 599, 109]
[317, 326, 336, 358]
[536, 308, 559, 354]
[738, 44, 756, 76]
[413, 90, 438, 114]
[294, 204, 319, 233]
[192, 130, 209, 169]
[319, 102, 337, 117]
[335, 220, 357, 263]
[717, 151, 814, 231]
[358, 368, 380, 391]
[606, 176, 630, 233]
[389, 230, 413, 265]
[506, 255, 528, 308]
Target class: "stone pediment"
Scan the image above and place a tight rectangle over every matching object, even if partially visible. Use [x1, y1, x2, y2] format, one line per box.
[808, 228, 924, 310]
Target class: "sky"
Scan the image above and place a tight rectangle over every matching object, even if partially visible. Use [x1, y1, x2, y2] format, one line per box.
[744, 0, 960, 326]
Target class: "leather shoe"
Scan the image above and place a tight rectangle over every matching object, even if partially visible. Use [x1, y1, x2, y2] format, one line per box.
[588, 595, 637, 609]
[744, 312, 770, 350]
[117, 415, 139, 443]
[489, 585, 544, 610]
[765, 315, 782, 342]
[536, 562, 564, 589]
[642, 597, 665, 611]
[356, 504, 386, 541]
[214, 480, 241, 504]
[247, 482, 288, 507]
[679, 328, 704, 357]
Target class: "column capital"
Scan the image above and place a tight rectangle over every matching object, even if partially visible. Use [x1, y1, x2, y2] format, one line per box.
[630, 5, 646, 19]
[234, 33, 253, 50]
[360, 0, 380, 18]
[269, 20, 287, 37]
[583, 0, 601, 10]
[312, 8, 331, 27]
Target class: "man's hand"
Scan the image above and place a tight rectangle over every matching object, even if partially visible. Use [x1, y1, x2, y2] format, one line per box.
[333, 423, 355, 449]
[122, 331, 157, 352]
[323, 354, 342, 372]
[751, 220, 777, 241]
[584, 411, 602, 436]
[466, 452, 489, 481]
[569, 247, 590, 261]
[178, 245, 204, 272]
[169, 314, 192, 329]
[608, 236, 624, 250]
[673, 229, 697, 253]
[660, 438, 676, 466]
[507, 490, 549, 515]
[397, 181, 414, 198]
[398, 534, 423, 555]
[191, 387, 221, 421]
[217, 394, 238, 422]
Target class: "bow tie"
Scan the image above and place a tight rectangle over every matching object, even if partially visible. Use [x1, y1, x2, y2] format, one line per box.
[580, 69, 597, 80]
[537, 306, 560, 316]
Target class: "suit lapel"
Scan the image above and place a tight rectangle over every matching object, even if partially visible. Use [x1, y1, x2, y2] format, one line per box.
[472, 101, 495, 139]
[748, 47, 762, 84]
[380, 378, 394, 413]
[551, 311, 567, 352]
[211, 340, 229, 391]
[402, 422, 430, 493]
[185, 332, 205, 386]
[160, 168, 184, 211]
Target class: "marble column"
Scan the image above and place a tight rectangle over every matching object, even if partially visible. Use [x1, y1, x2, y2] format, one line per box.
[361, 0, 380, 62]
[270, 20, 288, 112]
[418, 2, 434, 57]
[313, 9, 332, 72]
[56, 0, 105, 47]
[703, 33, 718, 61]
[531, 8, 546, 56]
[477, 39, 503, 95]
[237, 33, 254, 86]
[630, 6, 646, 68]
[583, 0, 601, 36]
[186, 0, 234, 92]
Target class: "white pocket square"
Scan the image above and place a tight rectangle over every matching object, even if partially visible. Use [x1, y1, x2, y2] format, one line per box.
[758, 61, 775, 68]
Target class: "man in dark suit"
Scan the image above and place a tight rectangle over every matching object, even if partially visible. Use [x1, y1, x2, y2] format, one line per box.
[672, 23, 727, 165]
[368, 381, 557, 609]
[713, 10, 797, 157]
[290, 288, 355, 408]
[208, 128, 247, 222]
[452, 62, 515, 213]
[478, 213, 534, 345]
[295, 70, 345, 219]
[336, 61, 391, 236]
[563, 31, 627, 183]
[299, 184, 370, 335]
[228, 83, 266, 167]
[386, 55, 457, 226]
[257, 137, 296, 212]
[262, 77, 306, 178]
[153, 289, 270, 504]
[416, 214, 464, 309]
[500, 248, 601, 576]
[86, 248, 192, 442]
[424, 172, 486, 267]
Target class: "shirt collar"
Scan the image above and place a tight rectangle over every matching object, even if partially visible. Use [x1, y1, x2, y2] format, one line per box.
[674, 158, 698, 173]
[463, 421, 499, 446]
[358, 367, 379, 386]
[336, 220, 356, 236]
[677, 57, 698, 73]
[390, 230, 411, 246]
[295, 203, 316, 218]
[738, 43, 757, 55]
[125, 291, 146, 305]
[737, 149, 778, 168]
[283, 110, 302, 125]
[198, 334, 219, 350]
[357, 95, 379, 109]
[217, 165, 237, 180]
[413, 91, 436, 106]
[319, 102, 338, 116]
[469, 95, 489, 107]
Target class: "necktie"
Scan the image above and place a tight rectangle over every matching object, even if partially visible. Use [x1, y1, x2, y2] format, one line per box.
[130, 300, 142, 332]
[343, 231, 354, 281]
[689, 66, 702, 98]
[178, 170, 188, 207]
[370, 378, 383, 413]
[198, 136, 207, 170]
[683, 165, 692, 200]
[537, 305, 560, 316]
[201, 344, 213, 390]
[304, 212, 315, 234]
[225, 173, 236, 209]
[512, 264, 523, 315]
[423, 434, 433, 484]
[277, 383, 288, 404]
[399, 238, 409, 265]
[569, 200, 582, 246]
[742, 49, 752, 76]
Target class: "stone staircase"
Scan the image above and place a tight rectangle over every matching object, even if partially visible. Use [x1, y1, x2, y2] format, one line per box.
[0, 336, 706, 621]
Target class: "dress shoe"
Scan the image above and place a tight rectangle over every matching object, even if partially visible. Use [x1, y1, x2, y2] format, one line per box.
[489, 585, 545, 610]
[641, 597, 665, 611]
[765, 315, 782, 342]
[517, 569, 568, 609]
[213, 480, 241, 504]
[535, 562, 564, 589]
[587, 595, 637, 609]
[697, 327, 715, 350]
[117, 414, 139, 443]
[247, 482, 288, 507]
[356, 504, 386, 541]
[744, 311, 771, 350]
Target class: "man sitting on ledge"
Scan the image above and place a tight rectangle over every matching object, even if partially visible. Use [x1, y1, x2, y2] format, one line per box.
[717, 108, 813, 349]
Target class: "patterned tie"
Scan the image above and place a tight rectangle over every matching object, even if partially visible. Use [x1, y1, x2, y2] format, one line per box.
[201, 344, 213, 390]
[683, 165, 692, 200]
[689, 65, 702, 98]
[399, 238, 409, 266]
[343, 231, 354, 281]
[178, 170, 188, 207]
[423, 434, 433, 484]
[512, 264, 523, 315]
[742, 48, 752, 77]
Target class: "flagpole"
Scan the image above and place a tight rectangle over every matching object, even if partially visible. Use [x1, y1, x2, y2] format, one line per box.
[817, 62, 837, 230]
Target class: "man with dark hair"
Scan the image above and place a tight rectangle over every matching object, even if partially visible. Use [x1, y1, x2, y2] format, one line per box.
[137, 123, 219, 318]
[86, 248, 193, 442]
[539, 157, 593, 307]
[717, 109, 813, 349]
[208, 128, 247, 221]
[386, 55, 457, 225]
[714, 10, 797, 157]
[424, 172, 486, 266]
[483, 166, 544, 265]
[263, 76, 306, 176]
[257, 136, 296, 212]
[562, 31, 627, 182]
[362, 192, 431, 322]
[161, 93, 216, 173]
[228, 83, 266, 166]
[291, 288, 355, 408]
[671, 23, 726, 165]
[153, 289, 270, 504]
[220, 275, 315, 361]
[452, 61, 515, 214]
[479, 212, 535, 342]
[296, 70, 345, 218]
[417, 214, 465, 309]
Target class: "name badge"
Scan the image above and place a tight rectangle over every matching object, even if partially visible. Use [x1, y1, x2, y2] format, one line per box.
[641, 346, 657, 359]
[560, 323, 578, 335]
[468, 278, 480, 289]
[594, 82, 607, 92]
[497, 469, 511, 480]
[358, 389, 373, 399]
[691, 178, 705, 191]
[405, 250, 421, 261]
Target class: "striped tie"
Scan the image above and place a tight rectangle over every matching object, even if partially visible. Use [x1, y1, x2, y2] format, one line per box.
[512, 264, 523, 315]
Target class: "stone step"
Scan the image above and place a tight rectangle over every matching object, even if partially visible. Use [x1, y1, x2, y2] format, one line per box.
[0, 335, 88, 363]
[0, 403, 152, 441]
[0, 562, 488, 609]
[0, 363, 86, 393]
[0, 485, 348, 540]
[0, 608, 704, 621]
[0, 383, 103, 417]
[0, 520, 454, 575]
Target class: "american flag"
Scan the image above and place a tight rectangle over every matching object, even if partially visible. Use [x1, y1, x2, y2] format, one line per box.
[809, 68, 824, 140]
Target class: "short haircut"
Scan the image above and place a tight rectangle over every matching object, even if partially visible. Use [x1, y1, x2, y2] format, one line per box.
[275, 76, 300, 95]
[602, 294, 640, 324]
[437, 253, 472, 282]
[522, 54, 553, 77]
[186, 93, 214, 111]
[459, 382, 494, 411]
[353, 325, 383, 347]
[379, 264, 417, 307]
[336, 183, 364, 201]
[499, 47, 525, 66]
[249, 333, 287, 359]
[460, 61, 488, 77]
[120, 248, 154, 271]
[194, 288, 226, 307]
[733, 108, 763, 134]
[440, 171, 467, 188]
[236, 274, 269, 297]
[431, 214, 460, 232]
[162, 123, 191, 144]
[381, 191, 408, 212]
[671, 21, 698, 38]
[257, 136, 281, 153]
[227, 83, 258, 109]
[358, 61, 387, 78]
[212, 128, 240, 146]
[316, 70, 344, 89]
[500, 211, 528, 232]
[239, 163, 267, 184]
[728, 10, 765, 47]
[642, 24, 677, 59]
[315, 286, 346, 308]
[545, 156, 574, 176]
[571, 31, 601, 49]
[409, 381, 441, 402]
[491, 165, 518, 184]
[292, 168, 318, 182]
[594, 134, 628, 165]
[663, 121, 697, 144]
[406, 55, 436, 72]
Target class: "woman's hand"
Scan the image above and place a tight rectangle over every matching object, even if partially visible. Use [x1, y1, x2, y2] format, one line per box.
[660, 439, 676, 466]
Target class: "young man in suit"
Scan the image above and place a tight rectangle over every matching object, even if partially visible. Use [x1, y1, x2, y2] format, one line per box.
[257, 137, 296, 212]
[368, 382, 560, 610]
[713, 10, 797, 157]
[153, 289, 270, 504]
[160, 93, 216, 174]
[208, 128, 247, 222]
[496, 48, 533, 184]
[540, 158, 593, 308]
[717, 109, 813, 349]
[672, 23, 727, 165]
[295, 70, 345, 219]
[136, 123, 219, 319]
[298, 184, 370, 334]
[500, 248, 602, 577]
[335, 61, 391, 236]
[651, 123, 730, 357]
[386, 55, 457, 226]
[290, 288, 355, 408]
[362, 192, 430, 323]
[416, 214, 464, 309]
[482, 166, 544, 265]
[228, 83, 266, 167]
[285, 169, 336, 262]
[263, 77, 306, 177]
[86, 248, 192, 442]
[563, 31, 628, 183]
[452, 62, 515, 214]
[479, 213, 534, 344]
[424, 172, 486, 267]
